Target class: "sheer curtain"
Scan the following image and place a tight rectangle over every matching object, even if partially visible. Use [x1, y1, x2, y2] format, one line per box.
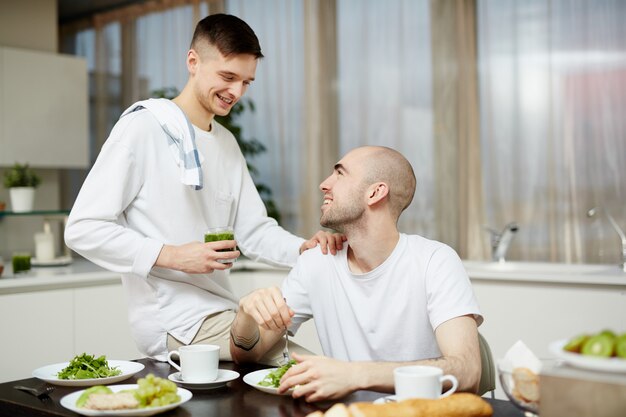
[65, 23, 122, 164]
[478, 0, 626, 263]
[226, 0, 308, 234]
[337, 0, 435, 237]
[136, 5, 200, 97]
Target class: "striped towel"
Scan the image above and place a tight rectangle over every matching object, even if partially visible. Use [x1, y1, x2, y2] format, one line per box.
[121, 98, 204, 190]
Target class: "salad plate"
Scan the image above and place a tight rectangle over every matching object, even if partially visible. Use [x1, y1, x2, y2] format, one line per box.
[243, 369, 295, 396]
[167, 369, 239, 390]
[33, 360, 145, 386]
[60, 384, 192, 416]
[549, 339, 626, 373]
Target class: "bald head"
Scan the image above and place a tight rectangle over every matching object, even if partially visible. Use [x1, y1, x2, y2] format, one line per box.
[356, 146, 416, 218]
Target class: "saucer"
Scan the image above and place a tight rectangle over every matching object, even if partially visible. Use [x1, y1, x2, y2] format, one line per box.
[373, 395, 397, 404]
[168, 369, 239, 390]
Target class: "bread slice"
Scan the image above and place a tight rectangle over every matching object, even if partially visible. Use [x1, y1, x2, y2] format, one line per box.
[511, 367, 539, 403]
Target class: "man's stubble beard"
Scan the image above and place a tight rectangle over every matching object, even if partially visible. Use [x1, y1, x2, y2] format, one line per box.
[320, 202, 365, 234]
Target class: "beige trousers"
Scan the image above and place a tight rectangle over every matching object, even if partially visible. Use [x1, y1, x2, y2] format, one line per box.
[167, 310, 312, 366]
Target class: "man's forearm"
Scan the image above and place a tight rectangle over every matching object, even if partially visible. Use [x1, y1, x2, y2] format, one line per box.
[229, 311, 262, 363]
[354, 356, 480, 394]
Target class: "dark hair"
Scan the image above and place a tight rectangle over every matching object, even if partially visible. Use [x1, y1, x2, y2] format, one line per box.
[191, 13, 263, 59]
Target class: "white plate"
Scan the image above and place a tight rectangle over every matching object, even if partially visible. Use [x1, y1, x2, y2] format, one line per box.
[33, 360, 145, 386]
[373, 395, 397, 404]
[167, 369, 239, 390]
[242, 369, 295, 396]
[549, 339, 626, 373]
[60, 384, 192, 416]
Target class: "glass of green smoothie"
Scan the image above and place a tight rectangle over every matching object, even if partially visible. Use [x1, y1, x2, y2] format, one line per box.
[204, 226, 238, 263]
[12, 252, 32, 274]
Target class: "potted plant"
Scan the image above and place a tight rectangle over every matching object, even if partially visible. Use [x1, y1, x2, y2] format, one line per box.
[3, 163, 41, 212]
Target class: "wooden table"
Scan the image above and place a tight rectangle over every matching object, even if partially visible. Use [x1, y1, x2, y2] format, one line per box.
[0, 358, 524, 417]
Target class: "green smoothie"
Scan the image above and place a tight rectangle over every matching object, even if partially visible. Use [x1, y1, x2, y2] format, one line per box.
[205, 227, 236, 253]
[12, 253, 31, 273]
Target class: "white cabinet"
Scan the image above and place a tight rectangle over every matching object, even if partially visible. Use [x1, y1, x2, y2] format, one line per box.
[0, 46, 88, 168]
[74, 285, 141, 360]
[0, 283, 142, 383]
[0, 289, 74, 381]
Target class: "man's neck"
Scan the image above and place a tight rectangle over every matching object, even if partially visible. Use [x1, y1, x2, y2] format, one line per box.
[345, 221, 400, 274]
[173, 88, 214, 132]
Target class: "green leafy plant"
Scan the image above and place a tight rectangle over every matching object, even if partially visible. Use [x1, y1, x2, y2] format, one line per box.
[258, 359, 296, 387]
[151, 89, 281, 222]
[56, 353, 122, 380]
[3, 163, 41, 188]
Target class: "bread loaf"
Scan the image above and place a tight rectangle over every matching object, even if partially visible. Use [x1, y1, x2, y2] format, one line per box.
[305, 393, 493, 417]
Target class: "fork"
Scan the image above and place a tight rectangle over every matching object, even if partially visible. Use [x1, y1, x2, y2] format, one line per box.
[281, 297, 291, 365]
[282, 328, 290, 365]
[14, 384, 55, 398]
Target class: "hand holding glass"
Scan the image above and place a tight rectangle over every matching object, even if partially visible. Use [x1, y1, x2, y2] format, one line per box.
[205, 226, 238, 263]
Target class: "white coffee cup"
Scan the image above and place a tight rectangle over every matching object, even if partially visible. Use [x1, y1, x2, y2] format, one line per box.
[167, 344, 220, 382]
[393, 365, 458, 400]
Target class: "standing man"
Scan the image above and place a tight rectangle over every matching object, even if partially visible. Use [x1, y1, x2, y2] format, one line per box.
[230, 146, 483, 401]
[65, 14, 342, 362]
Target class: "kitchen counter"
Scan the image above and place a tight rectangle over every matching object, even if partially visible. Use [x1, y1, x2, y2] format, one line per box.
[0, 257, 288, 295]
[0, 259, 116, 294]
[463, 260, 626, 287]
[3, 258, 625, 296]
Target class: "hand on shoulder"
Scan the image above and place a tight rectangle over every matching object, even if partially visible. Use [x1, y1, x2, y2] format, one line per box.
[300, 231, 346, 255]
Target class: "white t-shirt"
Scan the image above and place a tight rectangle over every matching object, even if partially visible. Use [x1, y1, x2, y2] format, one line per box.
[283, 233, 483, 362]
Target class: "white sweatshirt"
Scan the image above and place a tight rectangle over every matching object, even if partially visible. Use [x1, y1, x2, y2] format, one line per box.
[65, 107, 304, 360]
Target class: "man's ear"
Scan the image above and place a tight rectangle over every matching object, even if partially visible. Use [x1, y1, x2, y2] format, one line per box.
[366, 182, 389, 206]
[187, 49, 200, 74]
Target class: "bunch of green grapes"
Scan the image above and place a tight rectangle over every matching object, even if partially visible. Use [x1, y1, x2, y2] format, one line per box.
[134, 374, 180, 408]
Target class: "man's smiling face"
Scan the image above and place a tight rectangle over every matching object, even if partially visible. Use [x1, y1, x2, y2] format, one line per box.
[319, 149, 370, 231]
[191, 46, 258, 117]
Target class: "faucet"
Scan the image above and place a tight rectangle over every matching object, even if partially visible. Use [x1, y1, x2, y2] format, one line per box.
[484, 222, 519, 263]
[587, 207, 626, 273]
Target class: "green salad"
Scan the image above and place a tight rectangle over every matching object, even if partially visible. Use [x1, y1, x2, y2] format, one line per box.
[258, 360, 296, 388]
[57, 353, 122, 380]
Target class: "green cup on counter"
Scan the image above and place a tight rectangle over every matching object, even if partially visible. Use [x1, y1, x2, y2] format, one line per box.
[12, 252, 32, 273]
[204, 226, 238, 263]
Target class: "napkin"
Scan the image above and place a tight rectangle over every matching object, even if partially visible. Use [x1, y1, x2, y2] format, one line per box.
[499, 340, 542, 373]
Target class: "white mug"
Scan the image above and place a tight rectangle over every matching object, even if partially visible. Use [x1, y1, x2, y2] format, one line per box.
[167, 344, 220, 382]
[393, 365, 458, 400]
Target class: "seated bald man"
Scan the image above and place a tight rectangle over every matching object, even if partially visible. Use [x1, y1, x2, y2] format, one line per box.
[230, 146, 483, 402]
